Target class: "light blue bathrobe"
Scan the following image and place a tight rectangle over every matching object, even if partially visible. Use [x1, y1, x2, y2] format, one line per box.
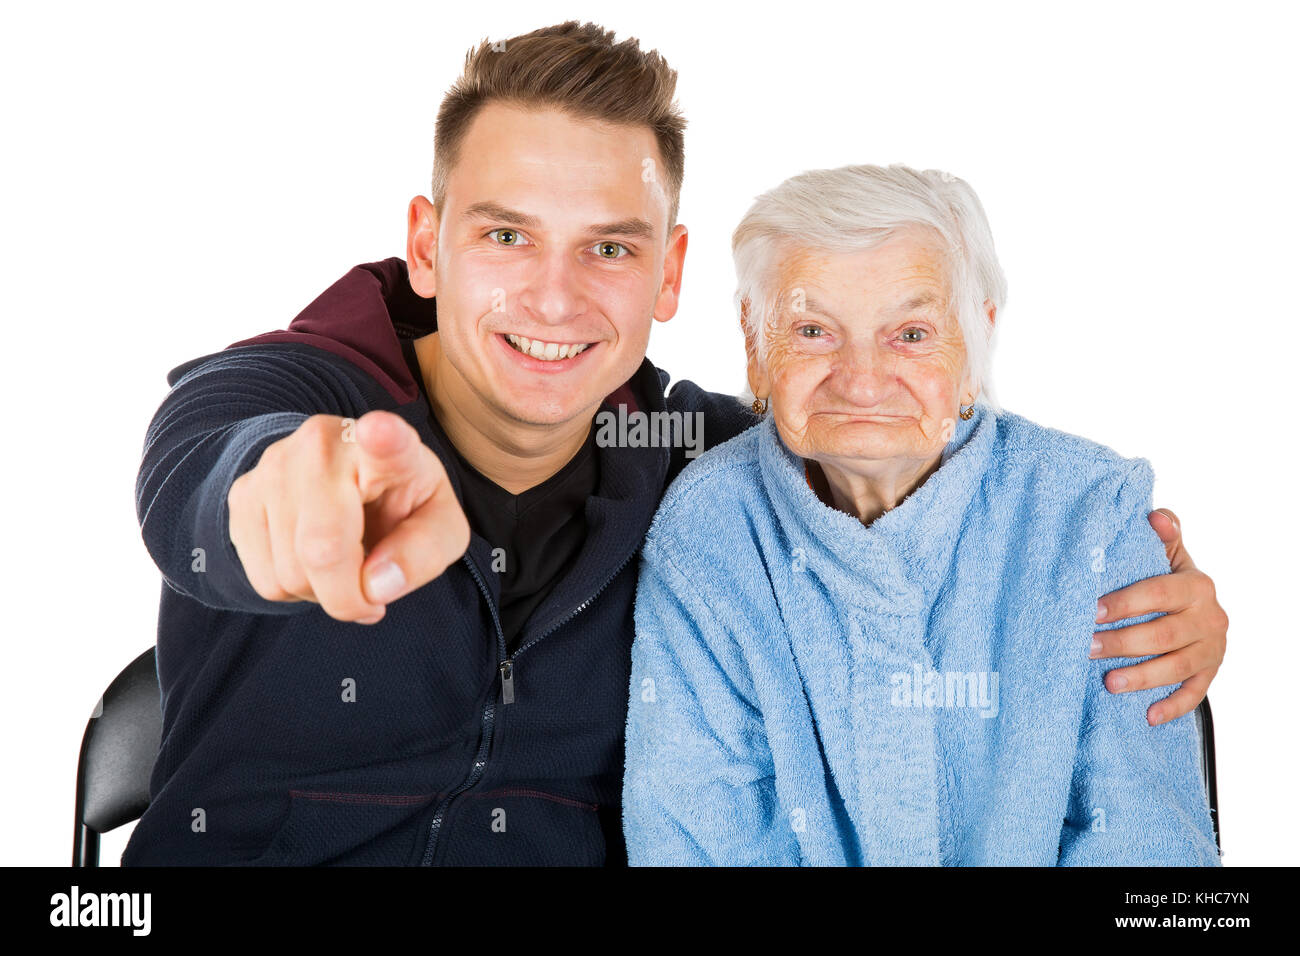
[622, 403, 1221, 866]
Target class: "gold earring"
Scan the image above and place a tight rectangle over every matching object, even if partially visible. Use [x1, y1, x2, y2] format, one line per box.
[751, 397, 768, 415]
[959, 400, 975, 421]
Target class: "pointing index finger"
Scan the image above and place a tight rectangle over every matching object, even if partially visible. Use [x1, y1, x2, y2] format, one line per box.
[355, 410, 423, 500]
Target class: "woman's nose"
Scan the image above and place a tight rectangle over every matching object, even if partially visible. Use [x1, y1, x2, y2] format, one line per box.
[834, 343, 897, 404]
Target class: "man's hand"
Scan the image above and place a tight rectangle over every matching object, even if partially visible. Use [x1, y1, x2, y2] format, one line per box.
[226, 410, 470, 625]
[1091, 508, 1228, 725]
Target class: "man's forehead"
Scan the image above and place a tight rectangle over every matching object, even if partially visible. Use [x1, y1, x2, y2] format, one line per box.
[447, 102, 669, 227]
[462, 102, 658, 172]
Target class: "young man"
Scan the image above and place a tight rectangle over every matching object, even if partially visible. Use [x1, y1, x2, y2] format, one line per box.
[124, 21, 1227, 866]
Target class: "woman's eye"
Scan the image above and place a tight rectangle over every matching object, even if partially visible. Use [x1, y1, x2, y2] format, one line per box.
[592, 240, 629, 259]
[488, 228, 526, 246]
[797, 324, 824, 338]
[900, 327, 927, 342]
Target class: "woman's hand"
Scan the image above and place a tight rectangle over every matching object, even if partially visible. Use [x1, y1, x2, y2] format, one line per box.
[1090, 508, 1228, 725]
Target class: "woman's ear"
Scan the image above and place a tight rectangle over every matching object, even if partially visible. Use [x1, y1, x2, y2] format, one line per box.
[956, 355, 978, 408]
[958, 299, 997, 403]
[740, 299, 771, 398]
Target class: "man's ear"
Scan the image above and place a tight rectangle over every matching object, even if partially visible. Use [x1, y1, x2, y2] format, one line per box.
[406, 196, 440, 298]
[983, 297, 997, 329]
[652, 223, 689, 324]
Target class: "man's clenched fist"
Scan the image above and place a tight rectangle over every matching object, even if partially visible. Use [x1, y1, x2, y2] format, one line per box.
[227, 410, 470, 624]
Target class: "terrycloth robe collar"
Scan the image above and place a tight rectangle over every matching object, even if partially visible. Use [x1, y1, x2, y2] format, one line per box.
[758, 402, 997, 615]
[755, 402, 998, 865]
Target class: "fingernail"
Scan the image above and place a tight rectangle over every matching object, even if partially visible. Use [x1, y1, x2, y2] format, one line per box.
[1089, 638, 1102, 658]
[357, 613, 383, 625]
[1095, 602, 1107, 624]
[367, 560, 406, 603]
[1110, 673, 1128, 690]
[1149, 708, 1163, 725]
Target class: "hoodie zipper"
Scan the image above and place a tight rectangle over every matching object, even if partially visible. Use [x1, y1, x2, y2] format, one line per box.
[506, 545, 638, 683]
[417, 544, 640, 865]
[418, 554, 507, 866]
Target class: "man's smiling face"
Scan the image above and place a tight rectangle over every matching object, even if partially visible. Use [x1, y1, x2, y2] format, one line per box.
[409, 101, 687, 428]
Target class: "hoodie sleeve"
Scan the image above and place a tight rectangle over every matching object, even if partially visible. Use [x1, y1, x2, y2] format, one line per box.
[1057, 459, 1221, 866]
[135, 344, 385, 614]
[622, 534, 801, 866]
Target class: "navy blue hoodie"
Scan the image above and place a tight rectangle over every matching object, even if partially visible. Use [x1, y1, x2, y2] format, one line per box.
[121, 257, 758, 866]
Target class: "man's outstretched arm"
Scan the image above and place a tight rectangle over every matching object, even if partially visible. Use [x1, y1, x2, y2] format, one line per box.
[137, 344, 467, 622]
[1091, 508, 1229, 724]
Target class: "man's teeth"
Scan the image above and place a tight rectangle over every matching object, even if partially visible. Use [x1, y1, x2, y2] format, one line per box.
[505, 334, 591, 361]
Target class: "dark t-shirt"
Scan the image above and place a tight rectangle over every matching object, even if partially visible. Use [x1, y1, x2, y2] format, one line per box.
[400, 338, 598, 651]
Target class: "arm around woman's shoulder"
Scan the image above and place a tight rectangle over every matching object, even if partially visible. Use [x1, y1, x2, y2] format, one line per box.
[622, 529, 801, 866]
[1059, 459, 1221, 866]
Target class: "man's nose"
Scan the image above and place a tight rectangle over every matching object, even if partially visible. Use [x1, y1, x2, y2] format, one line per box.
[514, 249, 589, 328]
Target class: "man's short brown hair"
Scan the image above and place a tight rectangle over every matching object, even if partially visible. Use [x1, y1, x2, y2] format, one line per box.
[432, 21, 686, 229]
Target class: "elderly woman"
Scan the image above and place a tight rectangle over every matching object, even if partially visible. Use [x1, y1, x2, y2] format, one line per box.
[621, 164, 1221, 866]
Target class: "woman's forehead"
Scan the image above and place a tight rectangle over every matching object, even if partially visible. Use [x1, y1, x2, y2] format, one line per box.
[774, 236, 953, 318]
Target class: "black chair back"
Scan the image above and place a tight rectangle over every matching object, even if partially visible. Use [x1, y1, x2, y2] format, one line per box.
[1194, 698, 1221, 851]
[72, 647, 162, 866]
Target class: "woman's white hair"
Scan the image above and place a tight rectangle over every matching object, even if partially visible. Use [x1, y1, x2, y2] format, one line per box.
[732, 163, 1008, 410]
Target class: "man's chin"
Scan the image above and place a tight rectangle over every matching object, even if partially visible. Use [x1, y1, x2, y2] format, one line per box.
[494, 396, 602, 430]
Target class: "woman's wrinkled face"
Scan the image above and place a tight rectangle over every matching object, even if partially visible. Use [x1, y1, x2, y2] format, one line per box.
[748, 228, 973, 471]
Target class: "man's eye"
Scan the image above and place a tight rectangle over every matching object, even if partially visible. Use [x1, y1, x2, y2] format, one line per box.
[488, 228, 526, 245]
[592, 240, 629, 259]
[900, 327, 927, 342]
[797, 325, 824, 338]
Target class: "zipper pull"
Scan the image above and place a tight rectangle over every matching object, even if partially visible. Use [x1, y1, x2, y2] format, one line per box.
[499, 659, 515, 705]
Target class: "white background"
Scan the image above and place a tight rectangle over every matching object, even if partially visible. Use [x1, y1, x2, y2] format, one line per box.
[2, 0, 1295, 866]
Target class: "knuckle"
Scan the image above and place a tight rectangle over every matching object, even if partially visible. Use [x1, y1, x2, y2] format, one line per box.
[270, 552, 309, 599]
[297, 531, 350, 569]
[279, 563, 313, 600]
[1160, 696, 1190, 722]
[1195, 569, 1215, 594]
[1129, 664, 1157, 691]
[1148, 579, 1170, 608]
[259, 436, 289, 470]
[300, 413, 337, 437]
[247, 565, 292, 602]
[299, 415, 346, 457]
[1152, 619, 1177, 652]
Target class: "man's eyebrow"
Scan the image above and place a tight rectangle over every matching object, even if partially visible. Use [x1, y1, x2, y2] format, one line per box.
[461, 201, 540, 228]
[461, 202, 654, 241]
[583, 217, 655, 241]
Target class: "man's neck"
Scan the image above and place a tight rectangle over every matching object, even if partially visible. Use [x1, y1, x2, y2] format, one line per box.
[414, 333, 593, 495]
